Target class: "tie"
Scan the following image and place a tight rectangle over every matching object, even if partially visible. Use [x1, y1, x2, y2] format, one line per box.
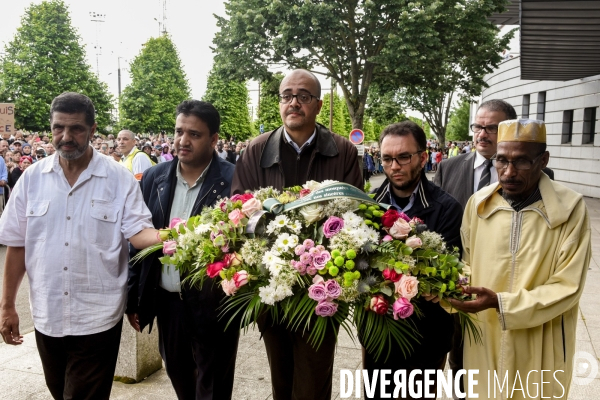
[477, 159, 492, 191]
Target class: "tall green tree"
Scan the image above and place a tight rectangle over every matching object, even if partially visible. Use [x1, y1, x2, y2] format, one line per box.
[317, 92, 351, 136]
[212, 0, 511, 131]
[0, 0, 114, 132]
[254, 73, 284, 134]
[119, 35, 190, 134]
[446, 99, 472, 141]
[203, 66, 253, 141]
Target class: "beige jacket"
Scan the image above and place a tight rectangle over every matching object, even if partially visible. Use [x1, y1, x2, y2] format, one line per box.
[461, 174, 591, 399]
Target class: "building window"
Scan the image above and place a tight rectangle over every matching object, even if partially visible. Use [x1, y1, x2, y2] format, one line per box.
[583, 107, 597, 144]
[561, 110, 573, 144]
[536, 92, 546, 121]
[522, 95, 530, 119]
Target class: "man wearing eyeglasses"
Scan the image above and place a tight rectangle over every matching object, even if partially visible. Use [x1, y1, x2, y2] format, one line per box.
[368, 120, 462, 399]
[231, 69, 362, 400]
[447, 119, 590, 398]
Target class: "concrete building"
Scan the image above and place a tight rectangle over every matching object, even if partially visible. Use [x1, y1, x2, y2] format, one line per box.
[478, 0, 600, 198]
[479, 56, 600, 198]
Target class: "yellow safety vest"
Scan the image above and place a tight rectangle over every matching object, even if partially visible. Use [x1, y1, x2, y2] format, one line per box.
[121, 148, 155, 180]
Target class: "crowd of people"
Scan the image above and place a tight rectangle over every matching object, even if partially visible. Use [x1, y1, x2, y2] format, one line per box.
[0, 72, 592, 400]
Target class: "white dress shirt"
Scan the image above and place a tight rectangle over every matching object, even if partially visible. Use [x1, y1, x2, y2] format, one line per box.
[0, 150, 153, 337]
[473, 151, 498, 194]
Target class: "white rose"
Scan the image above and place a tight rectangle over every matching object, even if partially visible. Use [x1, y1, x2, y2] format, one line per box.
[303, 181, 322, 191]
[299, 204, 324, 224]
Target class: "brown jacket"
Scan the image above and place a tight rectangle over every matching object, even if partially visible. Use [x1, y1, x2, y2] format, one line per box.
[231, 124, 362, 194]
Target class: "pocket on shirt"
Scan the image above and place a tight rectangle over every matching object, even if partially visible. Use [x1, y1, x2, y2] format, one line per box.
[26, 200, 49, 241]
[90, 199, 119, 248]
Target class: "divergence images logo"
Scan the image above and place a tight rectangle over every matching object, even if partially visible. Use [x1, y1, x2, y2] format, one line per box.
[572, 351, 599, 386]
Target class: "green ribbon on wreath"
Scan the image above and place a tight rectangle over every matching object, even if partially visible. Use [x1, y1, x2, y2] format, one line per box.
[262, 182, 383, 214]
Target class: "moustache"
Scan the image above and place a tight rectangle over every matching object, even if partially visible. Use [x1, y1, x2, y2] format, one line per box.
[58, 141, 77, 148]
[500, 179, 522, 185]
[477, 138, 492, 144]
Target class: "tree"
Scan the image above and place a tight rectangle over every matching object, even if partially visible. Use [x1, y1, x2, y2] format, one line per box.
[203, 66, 253, 141]
[0, 0, 114, 133]
[212, 0, 511, 131]
[317, 92, 351, 136]
[254, 73, 284, 134]
[446, 99, 472, 142]
[119, 35, 190, 134]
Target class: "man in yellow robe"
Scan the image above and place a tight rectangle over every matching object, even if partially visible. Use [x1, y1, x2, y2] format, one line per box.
[448, 119, 591, 399]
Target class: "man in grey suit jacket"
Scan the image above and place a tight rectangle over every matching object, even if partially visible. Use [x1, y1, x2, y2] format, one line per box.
[434, 99, 553, 209]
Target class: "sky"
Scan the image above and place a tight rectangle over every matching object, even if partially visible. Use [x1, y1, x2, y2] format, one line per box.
[1, 1, 520, 127]
[0, 0, 231, 102]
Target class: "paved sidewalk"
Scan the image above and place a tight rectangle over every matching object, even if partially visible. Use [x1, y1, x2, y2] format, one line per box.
[1, 175, 599, 399]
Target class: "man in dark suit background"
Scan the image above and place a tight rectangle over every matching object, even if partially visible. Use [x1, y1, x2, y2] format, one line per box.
[126, 100, 238, 400]
[434, 99, 553, 209]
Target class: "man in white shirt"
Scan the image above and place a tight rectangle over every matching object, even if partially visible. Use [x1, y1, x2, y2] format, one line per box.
[117, 129, 154, 180]
[0, 92, 163, 400]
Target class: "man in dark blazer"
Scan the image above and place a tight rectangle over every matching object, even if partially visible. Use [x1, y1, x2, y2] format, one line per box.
[434, 99, 554, 209]
[126, 100, 238, 400]
[433, 99, 553, 399]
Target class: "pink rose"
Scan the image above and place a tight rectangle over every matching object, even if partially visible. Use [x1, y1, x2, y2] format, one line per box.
[299, 188, 311, 198]
[219, 200, 228, 212]
[224, 252, 243, 267]
[394, 275, 419, 300]
[169, 218, 186, 229]
[308, 282, 327, 302]
[389, 218, 411, 239]
[369, 294, 389, 315]
[241, 198, 262, 217]
[312, 251, 331, 270]
[228, 209, 245, 226]
[382, 268, 402, 283]
[230, 193, 254, 204]
[162, 240, 177, 255]
[323, 216, 344, 238]
[382, 235, 393, 242]
[325, 280, 342, 299]
[221, 279, 238, 296]
[315, 300, 338, 317]
[233, 270, 249, 288]
[405, 236, 422, 249]
[393, 297, 414, 320]
[207, 261, 227, 278]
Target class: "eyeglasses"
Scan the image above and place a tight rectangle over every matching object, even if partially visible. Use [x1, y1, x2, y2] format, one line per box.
[278, 93, 319, 104]
[492, 153, 544, 170]
[470, 124, 498, 134]
[381, 151, 423, 167]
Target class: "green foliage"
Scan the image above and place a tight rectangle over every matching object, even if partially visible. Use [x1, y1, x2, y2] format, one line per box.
[213, 0, 512, 131]
[316, 92, 351, 136]
[407, 116, 432, 139]
[254, 73, 283, 134]
[119, 35, 190, 134]
[0, 0, 114, 133]
[203, 66, 253, 141]
[446, 99, 472, 141]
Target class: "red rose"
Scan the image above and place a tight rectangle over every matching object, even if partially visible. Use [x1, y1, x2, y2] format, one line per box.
[382, 268, 402, 282]
[381, 209, 400, 228]
[207, 261, 227, 278]
[299, 188, 311, 198]
[231, 193, 255, 204]
[369, 294, 389, 315]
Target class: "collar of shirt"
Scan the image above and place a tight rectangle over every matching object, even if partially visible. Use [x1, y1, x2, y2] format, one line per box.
[44, 148, 108, 180]
[283, 128, 317, 154]
[175, 159, 212, 189]
[388, 178, 422, 213]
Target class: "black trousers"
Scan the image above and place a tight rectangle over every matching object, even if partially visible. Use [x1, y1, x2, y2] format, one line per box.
[156, 288, 240, 400]
[362, 347, 447, 400]
[259, 314, 337, 400]
[448, 313, 465, 399]
[35, 319, 123, 400]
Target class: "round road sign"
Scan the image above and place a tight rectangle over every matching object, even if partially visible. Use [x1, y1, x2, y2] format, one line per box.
[349, 129, 364, 145]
